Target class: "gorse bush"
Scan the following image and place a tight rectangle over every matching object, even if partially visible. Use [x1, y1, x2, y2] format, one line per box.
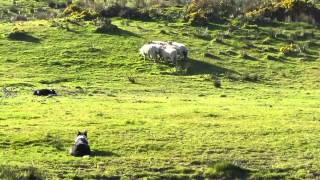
[63, 4, 98, 21]
[245, 0, 320, 24]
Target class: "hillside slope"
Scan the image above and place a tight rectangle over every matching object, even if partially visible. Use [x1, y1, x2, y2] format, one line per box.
[0, 17, 319, 179]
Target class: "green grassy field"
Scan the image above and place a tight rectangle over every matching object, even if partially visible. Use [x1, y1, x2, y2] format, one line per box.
[0, 6, 320, 179]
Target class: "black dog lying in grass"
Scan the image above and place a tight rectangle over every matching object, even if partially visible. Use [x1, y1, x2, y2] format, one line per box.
[33, 89, 57, 96]
[70, 131, 91, 157]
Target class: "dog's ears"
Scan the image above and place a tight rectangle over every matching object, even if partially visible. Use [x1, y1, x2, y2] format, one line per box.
[84, 130, 87, 137]
[77, 131, 81, 136]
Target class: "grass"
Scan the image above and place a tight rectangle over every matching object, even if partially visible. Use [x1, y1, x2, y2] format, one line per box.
[0, 6, 319, 179]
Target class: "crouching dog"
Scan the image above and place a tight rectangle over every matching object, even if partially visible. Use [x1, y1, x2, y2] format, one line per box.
[70, 131, 91, 157]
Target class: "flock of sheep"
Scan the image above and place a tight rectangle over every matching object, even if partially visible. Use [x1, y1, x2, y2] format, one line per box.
[139, 41, 189, 64]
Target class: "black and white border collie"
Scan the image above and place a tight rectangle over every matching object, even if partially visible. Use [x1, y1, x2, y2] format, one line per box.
[33, 89, 57, 96]
[70, 131, 91, 157]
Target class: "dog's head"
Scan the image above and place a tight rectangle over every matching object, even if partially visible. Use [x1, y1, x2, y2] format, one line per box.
[75, 131, 88, 144]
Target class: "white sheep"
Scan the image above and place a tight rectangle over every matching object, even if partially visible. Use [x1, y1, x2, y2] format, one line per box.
[171, 42, 188, 58]
[151, 41, 188, 59]
[160, 46, 178, 63]
[140, 41, 188, 63]
[150, 41, 168, 46]
[139, 44, 161, 60]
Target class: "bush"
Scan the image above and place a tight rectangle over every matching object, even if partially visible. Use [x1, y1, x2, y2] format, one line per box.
[63, 4, 82, 15]
[99, 4, 150, 20]
[185, 0, 238, 23]
[64, 4, 98, 21]
[148, 6, 184, 21]
[245, 0, 320, 25]
[187, 12, 208, 26]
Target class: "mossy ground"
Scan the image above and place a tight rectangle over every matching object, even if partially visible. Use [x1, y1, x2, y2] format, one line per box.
[0, 10, 319, 179]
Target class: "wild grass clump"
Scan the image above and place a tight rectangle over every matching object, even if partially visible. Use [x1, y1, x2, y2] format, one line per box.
[7, 27, 40, 43]
[280, 43, 299, 56]
[0, 165, 45, 180]
[225, 72, 241, 81]
[214, 36, 224, 44]
[2, 87, 17, 98]
[265, 54, 279, 61]
[95, 18, 119, 33]
[128, 76, 137, 84]
[240, 51, 255, 60]
[194, 27, 212, 40]
[242, 73, 260, 82]
[205, 162, 250, 179]
[214, 78, 222, 88]
[43, 133, 64, 151]
[202, 74, 222, 88]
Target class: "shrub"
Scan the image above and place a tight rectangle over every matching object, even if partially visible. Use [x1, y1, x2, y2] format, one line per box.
[245, 0, 320, 25]
[64, 4, 98, 21]
[73, 9, 98, 21]
[99, 4, 150, 20]
[147, 6, 184, 21]
[63, 4, 82, 15]
[185, 0, 237, 23]
[186, 12, 208, 26]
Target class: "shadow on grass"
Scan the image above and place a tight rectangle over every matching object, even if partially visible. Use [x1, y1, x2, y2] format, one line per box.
[7, 32, 41, 43]
[97, 28, 140, 37]
[187, 58, 238, 76]
[92, 150, 119, 157]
